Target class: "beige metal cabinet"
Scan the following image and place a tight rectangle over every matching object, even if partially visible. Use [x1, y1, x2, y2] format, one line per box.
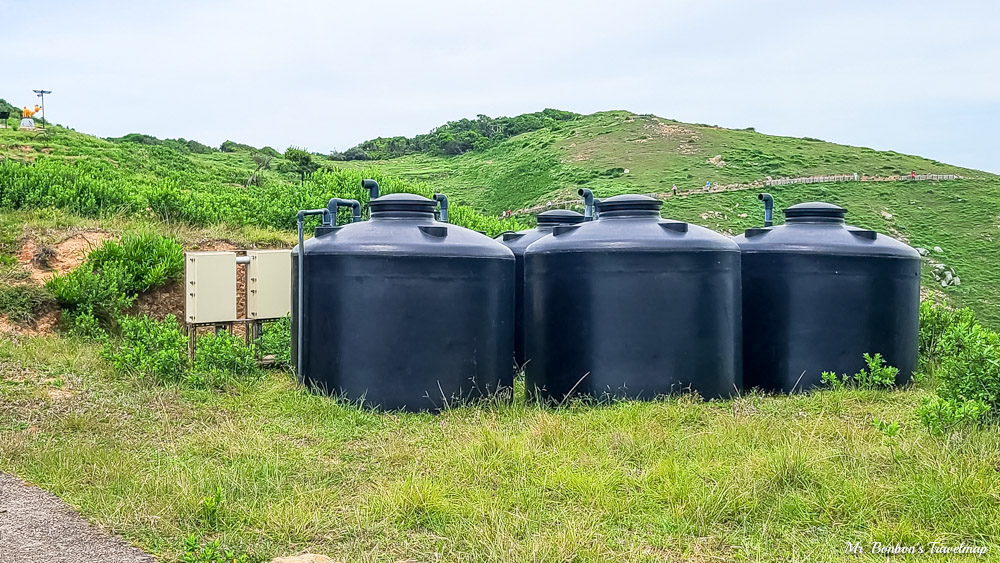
[246, 250, 291, 319]
[184, 252, 237, 323]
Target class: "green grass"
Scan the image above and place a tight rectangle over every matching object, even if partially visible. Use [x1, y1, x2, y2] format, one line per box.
[4, 105, 1000, 561]
[2, 335, 999, 562]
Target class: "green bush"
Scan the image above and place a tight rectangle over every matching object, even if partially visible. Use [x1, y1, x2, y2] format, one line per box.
[182, 535, 249, 563]
[86, 232, 184, 293]
[192, 331, 258, 387]
[103, 315, 188, 383]
[255, 316, 291, 367]
[45, 232, 183, 330]
[46, 268, 134, 327]
[0, 159, 514, 237]
[916, 302, 1000, 434]
[0, 284, 55, 324]
[918, 301, 975, 370]
[820, 353, 900, 390]
[917, 395, 989, 436]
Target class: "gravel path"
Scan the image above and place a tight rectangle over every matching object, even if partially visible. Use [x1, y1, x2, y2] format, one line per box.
[0, 473, 156, 563]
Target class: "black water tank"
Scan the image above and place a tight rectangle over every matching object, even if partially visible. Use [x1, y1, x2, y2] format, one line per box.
[524, 195, 742, 402]
[497, 209, 585, 367]
[292, 193, 515, 411]
[733, 202, 920, 391]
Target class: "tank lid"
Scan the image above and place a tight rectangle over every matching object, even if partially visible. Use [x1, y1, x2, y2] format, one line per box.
[537, 209, 585, 226]
[783, 202, 846, 222]
[369, 193, 436, 216]
[596, 194, 663, 216]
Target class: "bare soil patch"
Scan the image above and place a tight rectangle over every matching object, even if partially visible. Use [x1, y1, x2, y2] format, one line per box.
[17, 230, 115, 282]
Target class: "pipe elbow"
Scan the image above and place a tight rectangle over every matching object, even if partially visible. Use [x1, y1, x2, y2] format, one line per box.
[758, 193, 774, 227]
[361, 179, 380, 200]
[579, 188, 596, 220]
[327, 198, 363, 224]
[433, 193, 449, 223]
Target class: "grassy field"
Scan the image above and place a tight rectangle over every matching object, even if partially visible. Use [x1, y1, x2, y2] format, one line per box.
[3, 336, 999, 562]
[3, 107, 1000, 561]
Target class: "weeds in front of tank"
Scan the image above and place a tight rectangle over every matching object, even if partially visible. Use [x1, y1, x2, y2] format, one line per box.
[820, 353, 899, 390]
[872, 417, 901, 462]
[198, 487, 224, 530]
[182, 534, 249, 563]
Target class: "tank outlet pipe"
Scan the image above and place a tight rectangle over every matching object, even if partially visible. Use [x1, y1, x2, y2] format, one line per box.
[758, 193, 773, 227]
[433, 193, 449, 223]
[361, 178, 380, 201]
[296, 208, 332, 384]
[578, 188, 596, 221]
[327, 198, 362, 224]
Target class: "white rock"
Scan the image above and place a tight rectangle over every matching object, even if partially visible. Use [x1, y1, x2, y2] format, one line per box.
[916, 247, 929, 256]
[953, 277, 961, 286]
[933, 246, 944, 253]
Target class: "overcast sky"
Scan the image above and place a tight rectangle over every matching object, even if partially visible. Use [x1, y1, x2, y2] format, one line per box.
[4, 0, 998, 172]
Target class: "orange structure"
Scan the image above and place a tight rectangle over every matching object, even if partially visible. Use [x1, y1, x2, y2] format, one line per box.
[22, 105, 42, 118]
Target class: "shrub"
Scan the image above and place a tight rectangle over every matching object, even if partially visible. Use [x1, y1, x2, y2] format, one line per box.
[192, 330, 258, 387]
[820, 353, 899, 390]
[103, 315, 188, 383]
[255, 316, 291, 367]
[86, 232, 184, 293]
[46, 232, 183, 330]
[916, 303, 1000, 434]
[934, 320, 1000, 407]
[182, 535, 249, 563]
[47, 268, 134, 327]
[0, 284, 55, 324]
[918, 301, 975, 370]
[918, 395, 989, 436]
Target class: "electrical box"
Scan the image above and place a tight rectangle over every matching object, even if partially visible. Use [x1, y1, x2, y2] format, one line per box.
[185, 252, 237, 323]
[247, 249, 291, 319]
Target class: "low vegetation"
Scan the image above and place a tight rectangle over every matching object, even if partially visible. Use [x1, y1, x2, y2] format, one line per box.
[45, 232, 183, 333]
[4, 103, 1000, 560]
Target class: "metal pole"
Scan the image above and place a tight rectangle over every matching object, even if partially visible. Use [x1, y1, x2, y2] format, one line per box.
[33, 90, 51, 128]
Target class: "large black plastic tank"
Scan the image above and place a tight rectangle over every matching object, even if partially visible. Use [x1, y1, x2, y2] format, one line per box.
[523, 194, 742, 402]
[292, 193, 515, 411]
[497, 210, 585, 367]
[733, 202, 920, 391]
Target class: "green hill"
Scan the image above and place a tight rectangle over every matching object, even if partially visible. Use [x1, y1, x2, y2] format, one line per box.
[4, 105, 1000, 561]
[3, 107, 999, 324]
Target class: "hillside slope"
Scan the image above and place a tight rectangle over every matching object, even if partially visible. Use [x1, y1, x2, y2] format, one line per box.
[337, 111, 985, 213]
[2, 108, 999, 324]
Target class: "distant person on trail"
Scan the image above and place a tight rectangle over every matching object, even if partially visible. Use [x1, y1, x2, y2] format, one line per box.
[672, 184, 678, 195]
[705, 181, 711, 192]
[547, 200, 552, 208]
[911, 171, 916, 180]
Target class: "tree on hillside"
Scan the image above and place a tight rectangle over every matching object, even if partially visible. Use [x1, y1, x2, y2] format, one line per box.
[281, 147, 319, 185]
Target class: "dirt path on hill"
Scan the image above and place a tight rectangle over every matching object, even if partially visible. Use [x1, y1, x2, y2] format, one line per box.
[0, 473, 156, 563]
[512, 174, 969, 217]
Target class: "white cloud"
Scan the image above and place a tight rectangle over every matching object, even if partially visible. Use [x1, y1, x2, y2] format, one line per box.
[3, 0, 998, 171]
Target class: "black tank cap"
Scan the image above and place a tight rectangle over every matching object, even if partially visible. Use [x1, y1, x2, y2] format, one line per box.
[596, 194, 663, 215]
[783, 202, 846, 221]
[537, 209, 585, 226]
[369, 193, 437, 216]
